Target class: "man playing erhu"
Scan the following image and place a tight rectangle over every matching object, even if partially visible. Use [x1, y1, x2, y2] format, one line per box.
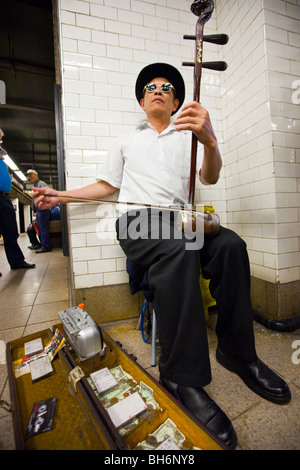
[34, 63, 291, 449]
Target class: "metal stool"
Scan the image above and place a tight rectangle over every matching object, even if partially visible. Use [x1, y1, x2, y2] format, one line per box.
[137, 301, 157, 367]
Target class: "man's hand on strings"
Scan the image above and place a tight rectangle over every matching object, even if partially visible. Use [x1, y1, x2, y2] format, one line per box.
[175, 101, 222, 185]
[174, 101, 218, 149]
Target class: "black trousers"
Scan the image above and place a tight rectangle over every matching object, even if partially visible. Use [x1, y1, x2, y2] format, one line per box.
[116, 209, 256, 388]
[27, 224, 40, 246]
[0, 194, 25, 268]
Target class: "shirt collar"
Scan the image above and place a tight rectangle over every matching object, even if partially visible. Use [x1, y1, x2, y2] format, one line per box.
[136, 120, 177, 135]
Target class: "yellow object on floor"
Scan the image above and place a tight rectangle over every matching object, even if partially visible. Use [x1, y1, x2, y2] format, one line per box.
[200, 275, 216, 321]
[198, 205, 217, 321]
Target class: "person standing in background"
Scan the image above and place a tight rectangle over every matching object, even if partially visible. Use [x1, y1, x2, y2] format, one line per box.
[0, 129, 36, 270]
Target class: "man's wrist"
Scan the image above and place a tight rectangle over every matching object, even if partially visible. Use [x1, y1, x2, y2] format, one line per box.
[203, 136, 218, 152]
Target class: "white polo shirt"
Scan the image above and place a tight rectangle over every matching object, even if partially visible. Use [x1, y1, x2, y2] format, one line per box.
[97, 121, 202, 211]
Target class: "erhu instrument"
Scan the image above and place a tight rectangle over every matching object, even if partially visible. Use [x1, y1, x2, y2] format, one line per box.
[178, 0, 229, 236]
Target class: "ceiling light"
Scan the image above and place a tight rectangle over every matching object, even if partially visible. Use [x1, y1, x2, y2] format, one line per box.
[15, 170, 27, 182]
[3, 154, 19, 171]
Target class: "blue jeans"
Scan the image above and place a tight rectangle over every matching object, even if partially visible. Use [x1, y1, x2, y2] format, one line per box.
[36, 209, 51, 249]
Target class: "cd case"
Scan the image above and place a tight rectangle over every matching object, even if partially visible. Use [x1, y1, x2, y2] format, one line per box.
[29, 355, 53, 382]
[24, 338, 43, 357]
[26, 397, 56, 439]
[90, 367, 117, 394]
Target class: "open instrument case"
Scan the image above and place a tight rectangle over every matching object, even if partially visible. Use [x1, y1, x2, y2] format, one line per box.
[6, 324, 227, 451]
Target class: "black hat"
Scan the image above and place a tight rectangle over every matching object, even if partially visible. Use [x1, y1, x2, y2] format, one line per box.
[135, 63, 185, 115]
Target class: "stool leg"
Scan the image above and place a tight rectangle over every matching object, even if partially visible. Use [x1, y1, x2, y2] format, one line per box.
[137, 313, 141, 330]
[151, 309, 157, 367]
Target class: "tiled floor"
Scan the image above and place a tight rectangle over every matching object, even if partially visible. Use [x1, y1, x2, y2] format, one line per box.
[1, 234, 300, 450]
[0, 234, 70, 450]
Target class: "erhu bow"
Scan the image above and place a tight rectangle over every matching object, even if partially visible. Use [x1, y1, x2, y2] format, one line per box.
[178, 0, 229, 236]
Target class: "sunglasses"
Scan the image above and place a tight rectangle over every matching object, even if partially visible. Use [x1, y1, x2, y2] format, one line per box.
[143, 82, 176, 95]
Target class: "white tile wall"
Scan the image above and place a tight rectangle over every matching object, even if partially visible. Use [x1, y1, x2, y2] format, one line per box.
[265, 0, 300, 284]
[217, 0, 300, 284]
[58, 0, 300, 289]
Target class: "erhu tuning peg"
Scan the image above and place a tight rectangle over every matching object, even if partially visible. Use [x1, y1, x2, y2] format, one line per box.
[182, 61, 196, 67]
[182, 61, 228, 71]
[203, 61, 227, 71]
[183, 34, 229, 45]
[204, 34, 229, 45]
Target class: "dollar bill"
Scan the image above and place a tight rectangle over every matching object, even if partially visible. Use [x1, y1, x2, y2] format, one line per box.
[110, 365, 127, 381]
[135, 418, 197, 450]
[139, 381, 159, 410]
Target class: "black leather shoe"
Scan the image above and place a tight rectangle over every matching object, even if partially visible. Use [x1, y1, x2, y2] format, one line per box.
[12, 261, 36, 270]
[160, 375, 237, 450]
[35, 247, 51, 253]
[28, 244, 41, 250]
[216, 347, 291, 405]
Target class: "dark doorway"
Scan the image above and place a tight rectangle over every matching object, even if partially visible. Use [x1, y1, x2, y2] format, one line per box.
[0, 0, 69, 255]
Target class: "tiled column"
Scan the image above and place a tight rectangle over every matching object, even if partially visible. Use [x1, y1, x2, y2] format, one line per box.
[217, 0, 300, 318]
